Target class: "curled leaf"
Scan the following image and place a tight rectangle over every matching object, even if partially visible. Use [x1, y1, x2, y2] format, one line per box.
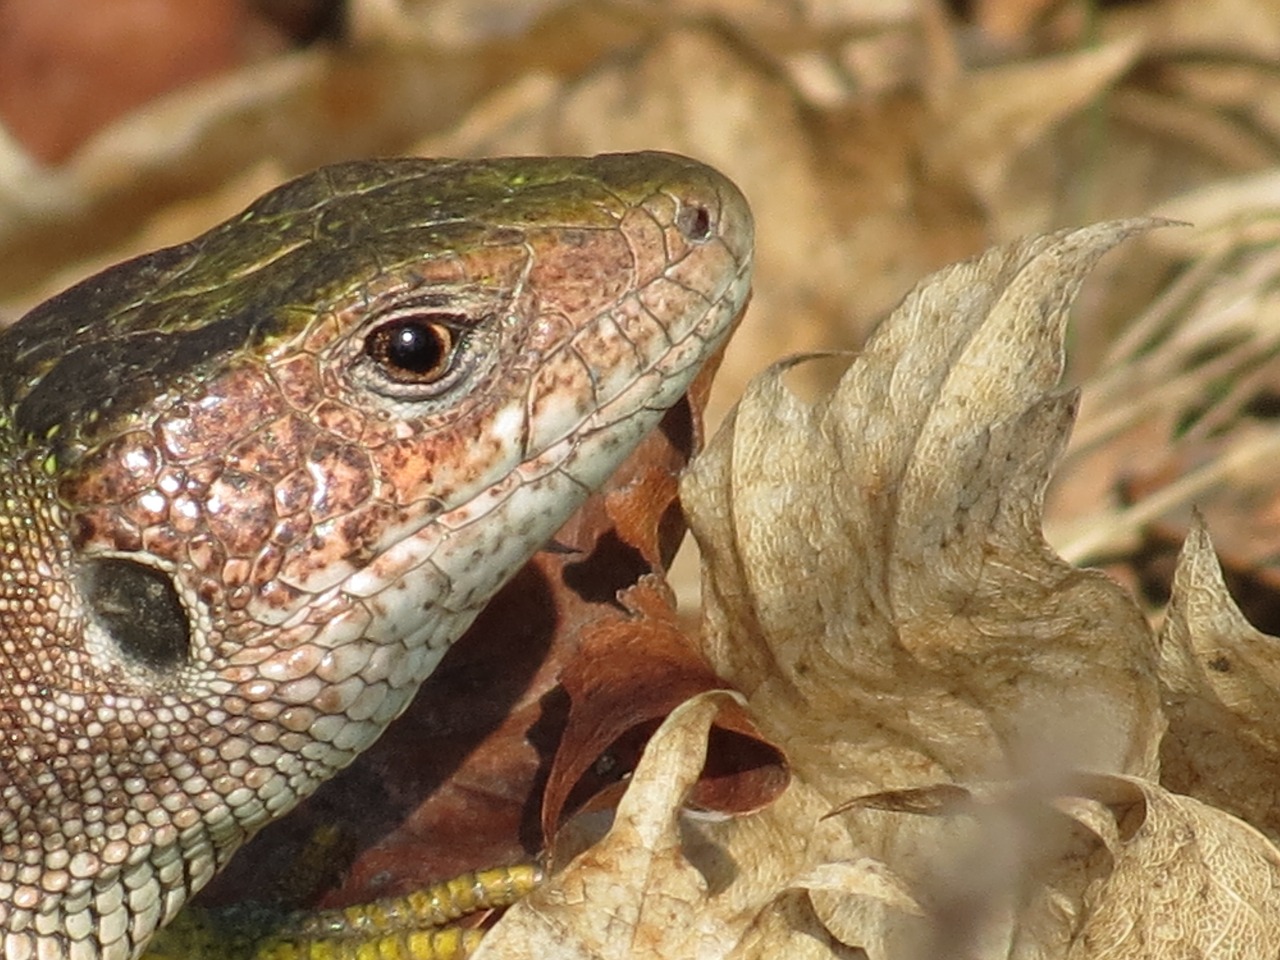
[545, 578, 788, 835]
[475, 692, 744, 960]
[1159, 515, 1280, 840]
[668, 220, 1168, 958]
[1066, 774, 1280, 960]
[683, 220, 1167, 795]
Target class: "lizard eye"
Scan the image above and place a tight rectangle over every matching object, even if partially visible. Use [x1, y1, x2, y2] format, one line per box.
[365, 316, 459, 384]
[353, 307, 495, 403]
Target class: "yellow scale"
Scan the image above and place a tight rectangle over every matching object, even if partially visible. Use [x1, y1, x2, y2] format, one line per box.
[143, 857, 543, 960]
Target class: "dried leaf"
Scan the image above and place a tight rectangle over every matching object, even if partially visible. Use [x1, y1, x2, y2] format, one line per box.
[668, 220, 1165, 958]
[684, 220, 1165, 791]
[814, 771, 1280, 960]
[475, 692, 744, 960]
[829, 784, 974, 818]
[728, 859, 923, 960]
[1064, 774, 1280, 960]
[1158, 516, 1280, 841]
[545, 579, 788, 835]
[790, 860, 923, 917]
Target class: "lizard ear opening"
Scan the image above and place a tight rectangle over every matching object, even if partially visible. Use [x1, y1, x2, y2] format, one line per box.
[80, 557, 192, 671]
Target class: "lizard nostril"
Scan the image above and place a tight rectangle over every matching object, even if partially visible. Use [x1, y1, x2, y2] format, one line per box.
[676, 203, 713, 243]
[80, 557, 192, 671]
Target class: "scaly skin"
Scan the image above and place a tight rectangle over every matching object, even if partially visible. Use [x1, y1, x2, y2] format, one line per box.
[0, 153, 753, 960]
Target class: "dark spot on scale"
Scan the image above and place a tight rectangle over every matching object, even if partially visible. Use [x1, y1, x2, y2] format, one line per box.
[1208, 656, 1231, 673]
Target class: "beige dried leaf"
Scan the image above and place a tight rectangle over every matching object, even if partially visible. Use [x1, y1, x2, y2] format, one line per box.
[635, 219, 1167, 958]
[1063, 774, 1280, 960]
[348, 0, 570, 48]
[474, 692, 743, 960]
[1158, 516, 1280, 840]
[789, 860, 923, 917]
[815, 773, 1280, 960]
[683, 219, 1165, 794]
[726, 858, 925, 960]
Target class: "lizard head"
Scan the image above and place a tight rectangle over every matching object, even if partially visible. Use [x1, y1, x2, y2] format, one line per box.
[0, 153, 752, 953]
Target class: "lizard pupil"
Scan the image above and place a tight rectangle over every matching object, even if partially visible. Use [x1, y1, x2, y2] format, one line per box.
[366, 319, 456, 383]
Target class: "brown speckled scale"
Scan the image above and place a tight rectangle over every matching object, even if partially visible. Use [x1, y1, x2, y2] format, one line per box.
[0, 153, 753, 960]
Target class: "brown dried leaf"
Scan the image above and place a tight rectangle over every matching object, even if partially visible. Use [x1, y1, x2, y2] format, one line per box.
[475, 692, 744, 960]
[545, 579, 787, 835]
[1158, 516, 1280, 841]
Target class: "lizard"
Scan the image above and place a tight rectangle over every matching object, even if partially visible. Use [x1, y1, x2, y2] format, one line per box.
[0, 151, 753, 960]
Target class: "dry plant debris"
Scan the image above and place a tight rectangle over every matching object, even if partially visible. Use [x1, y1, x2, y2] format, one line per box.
[471, 222, 1280, 959]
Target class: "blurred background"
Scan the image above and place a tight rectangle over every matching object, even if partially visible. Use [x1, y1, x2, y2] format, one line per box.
[2, 0, 1279, 623]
